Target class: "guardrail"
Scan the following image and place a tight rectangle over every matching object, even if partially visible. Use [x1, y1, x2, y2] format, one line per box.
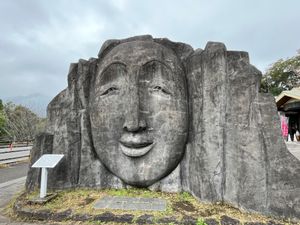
[0, 146, 31, 165]
[0, 143, 33, 149]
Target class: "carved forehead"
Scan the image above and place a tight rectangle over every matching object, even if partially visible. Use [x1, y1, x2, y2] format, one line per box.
[98, 40, 181, 72]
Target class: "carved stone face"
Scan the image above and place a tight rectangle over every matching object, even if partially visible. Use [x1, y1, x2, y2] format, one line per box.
[90, 40, 188, 187]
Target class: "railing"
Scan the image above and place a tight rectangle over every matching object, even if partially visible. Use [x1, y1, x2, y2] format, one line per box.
[0, 141, 33, 149]
[0, 146, 32, 165]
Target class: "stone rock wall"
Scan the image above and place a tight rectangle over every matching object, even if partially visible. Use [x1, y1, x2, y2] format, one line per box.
[26, 35, 300, 220]
[181, 41, 300, 219]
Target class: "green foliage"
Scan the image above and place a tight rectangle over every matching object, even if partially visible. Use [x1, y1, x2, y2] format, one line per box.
[261, 51, 300, 96]
[36, 117, 46, 134]
[196, 217, 207, 225]
[0, 102, 45, 142]
[0, 113, 5, 135]
[179, 191, 193, 201]
[0, 99, 6, 138]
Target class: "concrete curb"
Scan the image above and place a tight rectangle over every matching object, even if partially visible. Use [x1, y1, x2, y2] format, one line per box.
[0, 177, 26, 189]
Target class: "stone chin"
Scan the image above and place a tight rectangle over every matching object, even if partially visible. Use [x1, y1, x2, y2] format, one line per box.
[117, 143, 186, 187]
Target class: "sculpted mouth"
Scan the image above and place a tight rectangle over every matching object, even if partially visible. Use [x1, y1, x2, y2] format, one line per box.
[120, 141, 154, 157]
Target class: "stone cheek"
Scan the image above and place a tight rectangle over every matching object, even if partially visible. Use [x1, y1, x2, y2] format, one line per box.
[25, 35, 300, 220]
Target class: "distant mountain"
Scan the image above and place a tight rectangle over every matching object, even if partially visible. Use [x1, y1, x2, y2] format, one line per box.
[4, 93, 52, 117]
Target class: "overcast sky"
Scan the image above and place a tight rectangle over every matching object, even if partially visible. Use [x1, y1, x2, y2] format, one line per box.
[1, 0, 299, 100]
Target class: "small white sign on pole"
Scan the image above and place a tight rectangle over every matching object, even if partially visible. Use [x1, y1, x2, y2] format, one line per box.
[32, 154, 64, 198]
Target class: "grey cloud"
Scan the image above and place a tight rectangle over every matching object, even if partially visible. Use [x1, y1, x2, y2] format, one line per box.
[0, 0, 299, 100]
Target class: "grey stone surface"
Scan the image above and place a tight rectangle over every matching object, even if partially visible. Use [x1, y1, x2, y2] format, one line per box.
[205, 218, 219, 225]
[26, 35, 300, 220]
[135, 214, 154, 224]
[220, 215, 240, 225]
[94, 196, 166, 211]
[27, 193, 58, 205]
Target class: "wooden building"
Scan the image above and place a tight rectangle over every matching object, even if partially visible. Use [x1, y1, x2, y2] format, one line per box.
[276, 87, 300, 133]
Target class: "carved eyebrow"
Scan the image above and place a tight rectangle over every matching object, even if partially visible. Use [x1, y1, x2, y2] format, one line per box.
[142, 60, 172, 72]
[99, 62, 127, 85]
[101, 61, 127, 75]
[141, 60, 174, 82]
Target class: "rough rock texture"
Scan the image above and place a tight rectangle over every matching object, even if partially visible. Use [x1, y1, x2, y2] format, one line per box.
[26, 35, 300, 220]
[180, 41, 300, 219]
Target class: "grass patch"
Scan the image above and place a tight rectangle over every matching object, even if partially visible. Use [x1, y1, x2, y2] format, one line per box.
[11, 188, 295, 225]
[196, 217, 207, 225]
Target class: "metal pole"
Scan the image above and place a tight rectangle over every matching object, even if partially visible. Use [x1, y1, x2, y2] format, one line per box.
[40, 167, 48, 198]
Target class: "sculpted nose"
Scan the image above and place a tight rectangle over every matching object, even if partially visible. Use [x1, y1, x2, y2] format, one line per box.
[123, 90, 146, 132]
[123, 117, 146, 132]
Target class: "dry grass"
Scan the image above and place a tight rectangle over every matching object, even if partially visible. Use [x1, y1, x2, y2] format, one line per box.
[11, 188, 299, 225]
[0, 164, 9, 168]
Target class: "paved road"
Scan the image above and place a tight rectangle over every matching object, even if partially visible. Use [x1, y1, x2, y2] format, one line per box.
[0, 163, 29, 210]
[0, 162, 29, 184]
[285, 141, 300, 160]
[0, 163, 47, 225]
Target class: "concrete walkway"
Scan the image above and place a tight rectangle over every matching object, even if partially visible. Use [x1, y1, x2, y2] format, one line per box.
[0, 177, 59, 225]
[0, 176, 26, 208]
[0, 177, 40, 225]
[285, 141, 300, 160]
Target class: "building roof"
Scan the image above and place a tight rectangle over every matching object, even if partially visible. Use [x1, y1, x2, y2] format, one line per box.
[276, 87, 300, 108]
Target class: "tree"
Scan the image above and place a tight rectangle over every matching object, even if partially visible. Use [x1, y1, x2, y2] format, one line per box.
[261, 51, 300, 96]
[0, 99, 6, 139]
[1, 102, 45, 142]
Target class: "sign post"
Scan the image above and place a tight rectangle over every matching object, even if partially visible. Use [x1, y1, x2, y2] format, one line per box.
[32, 154, 64, 199]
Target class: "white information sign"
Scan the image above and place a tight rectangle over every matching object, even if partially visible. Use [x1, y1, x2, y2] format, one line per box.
[32, 154, 64, 198]
[32, 154, 64, 168]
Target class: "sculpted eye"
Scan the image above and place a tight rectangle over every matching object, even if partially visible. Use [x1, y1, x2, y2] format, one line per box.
[100, 87, 119, 96]
[153, 86, 171, 95]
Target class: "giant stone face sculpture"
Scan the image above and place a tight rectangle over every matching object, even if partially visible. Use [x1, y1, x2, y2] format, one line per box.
[26, 35, 300, 220]
[90, 41, 188, 186]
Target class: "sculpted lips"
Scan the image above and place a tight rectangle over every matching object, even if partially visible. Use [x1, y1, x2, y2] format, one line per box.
[119, 134, 154, 157]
